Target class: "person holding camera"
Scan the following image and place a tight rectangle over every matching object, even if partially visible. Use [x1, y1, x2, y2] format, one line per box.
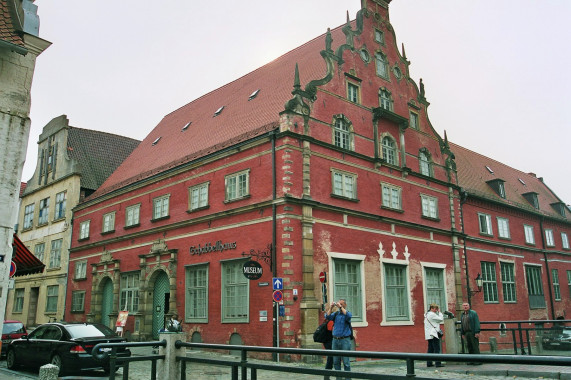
[325, 299, 352, 379]
[424, 303, 444, 367]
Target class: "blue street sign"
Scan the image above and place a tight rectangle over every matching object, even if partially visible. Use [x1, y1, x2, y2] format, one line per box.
[272, 277, 283, 290]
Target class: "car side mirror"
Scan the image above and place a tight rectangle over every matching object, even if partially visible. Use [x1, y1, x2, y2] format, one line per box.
[22, 334, 28, 339]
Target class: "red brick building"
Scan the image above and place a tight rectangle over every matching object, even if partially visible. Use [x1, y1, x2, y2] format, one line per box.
[64, 0, 570, 353]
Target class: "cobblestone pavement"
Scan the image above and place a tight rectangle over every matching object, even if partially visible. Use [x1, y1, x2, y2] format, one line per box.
[2, 347, 571, 380]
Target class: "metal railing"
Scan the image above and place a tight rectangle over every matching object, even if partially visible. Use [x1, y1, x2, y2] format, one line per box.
[458, 319, 570, 355]
[92, 339, 166, 380]
[174, 341, 571, 380]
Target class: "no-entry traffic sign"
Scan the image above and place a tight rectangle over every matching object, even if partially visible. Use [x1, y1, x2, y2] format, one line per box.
[319, 271, 326, 283]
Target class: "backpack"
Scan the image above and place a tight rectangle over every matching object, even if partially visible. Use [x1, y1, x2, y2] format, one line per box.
[313, 320, 332, 343]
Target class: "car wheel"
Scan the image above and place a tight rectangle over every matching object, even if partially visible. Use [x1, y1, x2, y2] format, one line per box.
[6, 349, 18, 370]
[51, 354, 65, 375]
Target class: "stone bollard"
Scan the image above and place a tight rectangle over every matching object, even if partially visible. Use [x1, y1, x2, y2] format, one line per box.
[489, 336, 498, 353]
[157, 332, 186, 380]
[443, 318, 459, 354]
[39, 363, 59, 380]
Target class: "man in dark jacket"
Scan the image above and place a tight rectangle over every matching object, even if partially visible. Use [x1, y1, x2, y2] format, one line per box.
[460, 302, 481, 364]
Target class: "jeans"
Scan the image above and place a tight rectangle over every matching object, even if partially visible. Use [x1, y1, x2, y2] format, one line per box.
[324, 340, 333, 370]
[331, 336, 351, 378]
[427, 337, 441, 366]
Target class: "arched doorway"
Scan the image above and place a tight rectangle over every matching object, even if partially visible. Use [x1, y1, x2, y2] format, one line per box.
[100, 278, 114, 328]
[152, 271, 170, 339]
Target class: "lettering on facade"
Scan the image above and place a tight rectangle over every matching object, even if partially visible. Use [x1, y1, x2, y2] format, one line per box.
[189, 241, 237, 256]
[243, 260, 263, 280]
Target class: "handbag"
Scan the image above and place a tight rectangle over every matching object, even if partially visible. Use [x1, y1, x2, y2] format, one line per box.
[313, 320, 331, 343]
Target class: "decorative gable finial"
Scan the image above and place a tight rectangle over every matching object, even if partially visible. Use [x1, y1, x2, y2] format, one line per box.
[401, 43, 407, 60]
[347, 10, 350, 24]
[293, 63, 301, 91]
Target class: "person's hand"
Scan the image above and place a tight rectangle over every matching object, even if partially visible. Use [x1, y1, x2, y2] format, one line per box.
[475, 333, 480, 338]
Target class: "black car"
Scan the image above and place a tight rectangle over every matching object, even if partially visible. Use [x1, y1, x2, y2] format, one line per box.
[6, 322, 131, 375]
[542, 327, 571, 350]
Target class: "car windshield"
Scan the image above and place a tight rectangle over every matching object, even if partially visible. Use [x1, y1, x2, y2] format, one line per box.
[65, 324, 116, 339]
[2, 322, 25, 334]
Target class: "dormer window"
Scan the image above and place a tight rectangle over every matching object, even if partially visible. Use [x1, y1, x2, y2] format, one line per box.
[214, 106, 225, 117]
[486, 179, 506, 199]
[523, 192, 539, 209]
[248, 90, 260, 101]
[550, 202, 566, 217]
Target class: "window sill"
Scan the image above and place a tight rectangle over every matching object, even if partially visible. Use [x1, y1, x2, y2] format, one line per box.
[70, 310, 85, 314]
[479, 233, 493, 238]
[421, 215, 440, 222]
[124, 223, 140, 230]
[331, 194, 359, 203]
[187, 205, 210, 214]
[22, 227, 33, 232]
[37, 222, 49, 227]
[101, 230, 115, 236]
[498, 236, 512, 241]
[151, 215, 170, 223]
[380, 205, 404, 213]
[47, 267, 61, 272]
[78, 237, 90, 242]
[224, 194, 251, 204]
[525, 242, 536, 246]
[74, 277, 87, 282]
[53, 217, 66, 223]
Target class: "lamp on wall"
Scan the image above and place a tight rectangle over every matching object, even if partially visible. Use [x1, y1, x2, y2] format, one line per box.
[469, 273, 483, 295]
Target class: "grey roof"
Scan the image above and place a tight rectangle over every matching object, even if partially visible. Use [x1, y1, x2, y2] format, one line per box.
[67, 127, 140, 191]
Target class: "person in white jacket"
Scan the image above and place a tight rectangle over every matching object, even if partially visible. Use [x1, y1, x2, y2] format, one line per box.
[424, 303, 444, 367]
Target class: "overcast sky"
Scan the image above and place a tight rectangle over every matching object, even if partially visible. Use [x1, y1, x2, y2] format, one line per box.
[27, 0, 571, 203]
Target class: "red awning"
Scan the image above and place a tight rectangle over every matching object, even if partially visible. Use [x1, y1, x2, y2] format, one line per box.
[12, 234, 45, 276]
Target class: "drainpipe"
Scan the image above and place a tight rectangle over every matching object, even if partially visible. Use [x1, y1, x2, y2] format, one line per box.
[270, 130, 278, 359]
[539, 217, 555, 319]
[459, 189, 472, 306]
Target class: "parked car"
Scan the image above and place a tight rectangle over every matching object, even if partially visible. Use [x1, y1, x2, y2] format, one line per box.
[6, 322, 131, 375]
[1, 320, 27, 357]
[542, 327, 571, 350]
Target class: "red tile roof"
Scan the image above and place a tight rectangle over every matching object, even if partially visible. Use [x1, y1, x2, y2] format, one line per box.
[0, 0, 24, 48]
[451, 142, 566, 219]
[19, 182, 26, 198]
[92, 24, 348, 198]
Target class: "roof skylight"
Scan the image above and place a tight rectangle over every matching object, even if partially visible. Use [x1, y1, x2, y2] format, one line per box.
[214, 106, 225, 117]
[152, 137, 161, 146]
[248, 89, 260, 101]
[518, 178, 526, 185]
[485, 165, 494, 174]
[181, 122, 192, 131]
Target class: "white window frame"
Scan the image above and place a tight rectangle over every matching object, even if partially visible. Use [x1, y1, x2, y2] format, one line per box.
[102, 212, 116, 233]
[221, 259, 249, 323]
[225, 170, 250, 202]
[500, 260, 517, 303]
[189, 182, 210, 211]
[481, 261, 499, 303]
[421, 262, 447, 312]
[49, 239, 62, 269]
[23, 204, 34, 229]
[333, 117, 353, 150]
[545, 229, 555, 247]
[420, 194, 438, 219]
[54, 191, 66, 220]
[186, 264, 209, 323]
[347, 82, 360, 103]
[379, 89, 393, 111]
[562, 232, 570, 249]
[497, 217, 510, 239]
[478, 213, 493, 236]
[552, 269, 561, 301]
[120, 272, 140, 312]
[75, 260, 87, 280]
[125, 204, 141, 227]
[381, 136, 397, 165]
[153, 195, 170, 219]
[38, 197, 50, 225]
[567, 270, 571, 298]
[381, 261, 412, 325]
[71, 291, 85, 312]
[419, 151, 431, 176]
[381, 183, 402, 210]
[327, 251, 367, 327]
[331, 169, 357, 199]
[524, 224, 535, 244]
[79, 220, 90, 240]
[45, 285, 59, 313]
[374, 29, 384, 44]
[34, 242, 45, 262]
